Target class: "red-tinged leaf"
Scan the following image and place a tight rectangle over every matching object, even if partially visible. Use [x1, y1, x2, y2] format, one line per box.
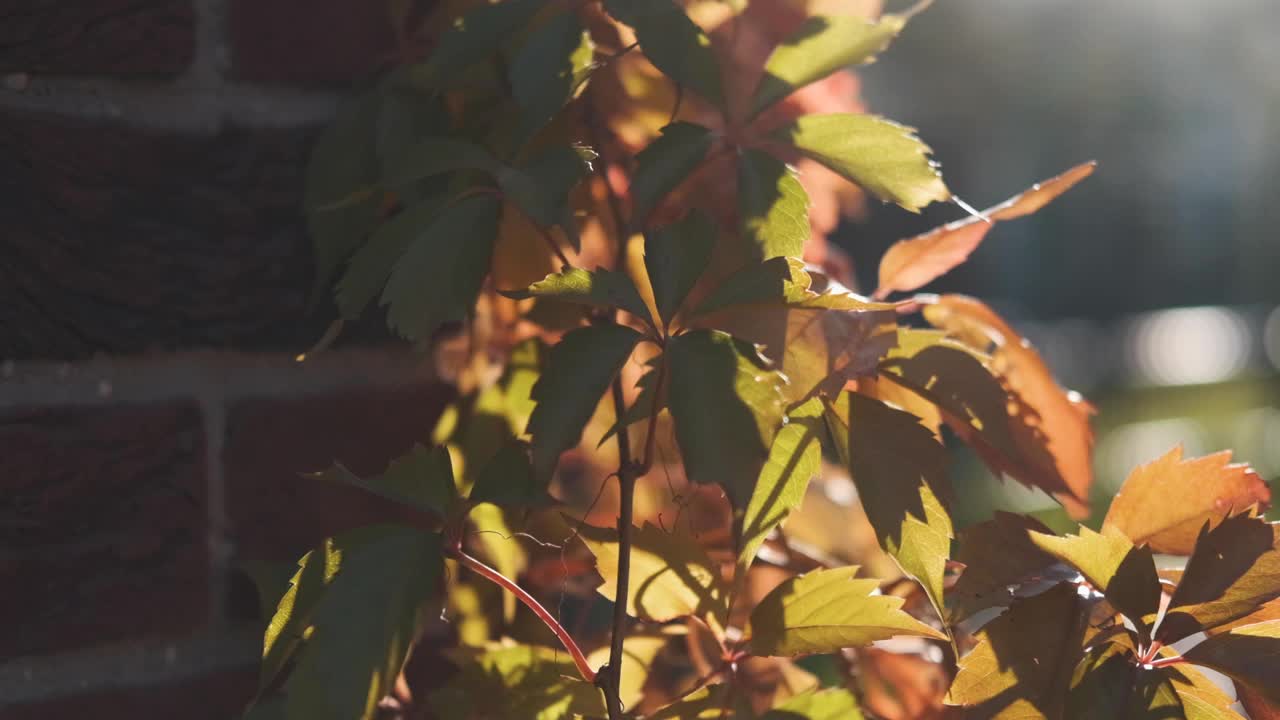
[1029, 525, 1161, 643]
[1183, 620, 1280, 706]
[1159, 515, 1280, 643]
[921, 295, 1095, 517]
[949, 512, 1060, 622]
[1104, 445, 1270, 555]
[946, 582, 1087, 719]
[1238, 683, 1280, 720]
[881, 339, 1089, 518]
[858, 647, 955, 720]
[1207, 598, 1280, 636]
[873, 162, 1096, 299]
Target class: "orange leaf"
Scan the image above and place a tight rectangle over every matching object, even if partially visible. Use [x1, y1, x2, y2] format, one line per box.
[922, 295, 1095, 517]
[873, 162, 1096, 299]
[1103, 445, 1270, 555]
[858, 647, 956, 720]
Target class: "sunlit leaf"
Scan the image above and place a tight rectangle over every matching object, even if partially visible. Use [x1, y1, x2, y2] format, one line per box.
[382, 194, 500, 340]
[603, 0, 724, 107]
[772, 113, 949, 212]
[1169, 663, 1247, 720]
[509, 10, 594, 138]
[738, 149, 810, 261]
[503, 266, 654, 326]
[748, 566, 945, 657]
[693, 257, 814, 316]
[284, 527, 443, 720]
[381, 137, 501, 188]
[629, 122, 714, 226]
[646, 685, 731, 719]
[761, 688, 865, 719]
[430, 644, 604, 720]
[260, 539, 342, 690]
[413, 0, 546, 85]
[576, 520, 728, 623]
[644, 210, 717, 326]
[667, 330, 786, 508]
[874, 162, 1096, 298]
[946, 582, 1086, 719]
[882, 330, 1091, 517]
[585, 634, 667, 708]
[527, 324, 643, 482]
[826, 392, 952, 619]
[1030, 525, 1161, 642]
[1104, 445, 1270, 555]
[738, 398, 825, 579]
[950, 511, 1058, 622]
[1183, 620, 1280, 707]
[1159, 515, 1280, 643]
[751, 11, 912, 117]
[312, 444, 456, 518]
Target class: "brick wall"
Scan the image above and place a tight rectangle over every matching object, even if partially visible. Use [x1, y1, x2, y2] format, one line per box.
[0, 1, 445, 717]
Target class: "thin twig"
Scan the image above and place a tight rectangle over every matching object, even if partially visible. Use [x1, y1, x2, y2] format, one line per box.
[451, 548, 597, 683]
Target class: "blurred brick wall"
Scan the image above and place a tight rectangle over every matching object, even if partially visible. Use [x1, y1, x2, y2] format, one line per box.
[0, 1, 446, 717]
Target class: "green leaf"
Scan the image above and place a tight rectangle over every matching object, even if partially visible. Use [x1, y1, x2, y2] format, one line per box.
[748, 566, 945, 657]
[430, 645, 604, 720]
[825, 392, 952, 621]
[284, 526, 443, 720]
[946, 582, 1086, 719]
[584, 634, 667, 708]
[336, 194, 447, 318]
[510, 10, 594, 139]
[576, 520, 728, 623]
[644, 210, 717, 326]
[306, 93, 381, 296]
[737, 149, 810, 261]
[602, 0, 724, 107]
[1029, 525, 1161, 642]
[382, 194, 500, 340]
[751, 13, 910, 118]
[503, 266, 654, 327]
[527, 324, 643, 481]
[737, 398, 825, 580]
[413, 0, 546, 86]
[694, 257, 812, 316]
[499, 144, 594, 230]
[761, 689, 865, 719]
[772, 113, 949, 212]
[949, 512, 1059, 621]
[629, 122, 714, 225]
[381, 137, 501, 189]
[1183, 620, 1280, 707]
[469, 440, 554, 508]
[312, 444, 456, 518]
[666, 330, 786, 508]
[1159, 515, 1280, 643]
[260, 539, 342, 690]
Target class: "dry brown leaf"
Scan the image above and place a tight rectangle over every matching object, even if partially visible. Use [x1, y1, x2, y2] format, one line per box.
[923, 295, 1095, 517]
[873, 162, 1096, 299]
[1103, 445, 1270, 555]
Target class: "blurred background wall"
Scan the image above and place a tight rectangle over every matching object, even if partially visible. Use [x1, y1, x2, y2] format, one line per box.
[841, 0, 1280, 525]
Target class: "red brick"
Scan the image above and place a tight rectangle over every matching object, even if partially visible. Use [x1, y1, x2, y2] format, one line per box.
[224, 382, 454, 563]
[228, 0, 404, 86]
[0, 0, 195, 76]
[0, 665, 258, 720]
[0, 112, 329, 361]
[0, 402, 208, 660]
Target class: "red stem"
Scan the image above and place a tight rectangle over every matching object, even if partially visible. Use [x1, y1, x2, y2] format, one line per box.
[452, 548, 596, 683]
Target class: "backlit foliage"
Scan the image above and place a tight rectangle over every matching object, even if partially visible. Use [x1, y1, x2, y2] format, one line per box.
[245, 1, 1279, 718]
